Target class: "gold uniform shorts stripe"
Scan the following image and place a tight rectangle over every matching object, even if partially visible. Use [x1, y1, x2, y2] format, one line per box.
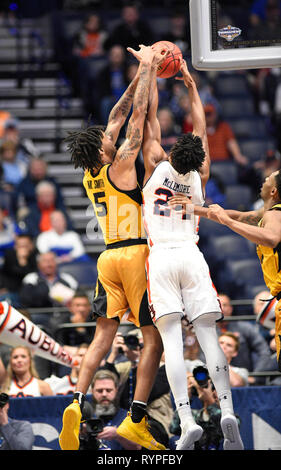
[275, 298, 281, 372]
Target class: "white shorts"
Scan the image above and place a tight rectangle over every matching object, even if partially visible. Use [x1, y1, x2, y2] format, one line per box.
[145, 242, 222, 324]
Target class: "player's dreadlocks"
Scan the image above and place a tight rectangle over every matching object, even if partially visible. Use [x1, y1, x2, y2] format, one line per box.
[169, 132, 205, 175]
[64, 125, 106, 171]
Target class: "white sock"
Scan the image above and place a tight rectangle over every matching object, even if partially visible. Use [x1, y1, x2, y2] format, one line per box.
[193, 313, 234, 417]
[156, 313, 196, 429]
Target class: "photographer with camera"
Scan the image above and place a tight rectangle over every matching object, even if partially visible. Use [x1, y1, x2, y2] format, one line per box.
[169, 365, 241, 450]
[79, 370, 141, 450]
[0, 392, 34, 450]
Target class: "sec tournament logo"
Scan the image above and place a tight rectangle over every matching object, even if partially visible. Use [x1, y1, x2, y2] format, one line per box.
[218, 25, 242, 42]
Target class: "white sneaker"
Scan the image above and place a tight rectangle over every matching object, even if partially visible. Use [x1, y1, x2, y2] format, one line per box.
[176, 423, 203, 450]
[221, 414, 244, 450]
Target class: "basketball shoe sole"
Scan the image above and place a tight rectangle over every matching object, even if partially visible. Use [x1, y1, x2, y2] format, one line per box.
[176, 423, 203, 450]
[221, 414, 244, 450]
[59, 401, 82, 450]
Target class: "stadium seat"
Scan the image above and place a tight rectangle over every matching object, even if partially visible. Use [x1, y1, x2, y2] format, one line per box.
[244, 283, 268, 300]
[219, 97, 255, 118]
[230, 117, 268, 139]
[216, 258, 265, 297]
[58, 261, 97, 287]
[198, 217, 234, 239]
[207, 235, 254, 262]
[215, 74, 249, 98]
[224, 184, 253, 211]
[239, 139, 275, 162]
[211, 161, 238, 186]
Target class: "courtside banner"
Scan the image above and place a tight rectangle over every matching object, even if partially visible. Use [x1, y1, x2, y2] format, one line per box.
[0, 301, 73, 367]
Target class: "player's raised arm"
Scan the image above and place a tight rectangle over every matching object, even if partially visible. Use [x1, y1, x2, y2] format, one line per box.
[110, 46, 161, 188]
[141, 54, 167, 183]
[177, 59, 210, 189]
[105, 68, 140, 145]
[207, 204, 281, 248]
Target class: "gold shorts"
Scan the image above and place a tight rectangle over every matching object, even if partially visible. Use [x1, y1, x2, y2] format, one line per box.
[275, 298, 281, 372]
[93, 240, 152, 328]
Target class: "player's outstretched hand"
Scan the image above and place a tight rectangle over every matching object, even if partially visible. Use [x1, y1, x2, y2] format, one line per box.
[207, 204, 230, 225]
[168, 193, 194, 215]
[175, 58, 194, 87]
[127, 44, 154, 63]
[127, 44, 168, 67]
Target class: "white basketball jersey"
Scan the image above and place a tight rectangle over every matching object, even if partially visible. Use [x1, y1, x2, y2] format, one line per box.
[143, 161, 205, 246]
[9, 377, 41, 397]
[45, 374, 77, 395]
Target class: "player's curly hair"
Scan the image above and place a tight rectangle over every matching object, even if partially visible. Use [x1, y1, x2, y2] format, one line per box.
[169, 133, 205, 175]
[275, 169, 281, 200]
[64, 125, 106, 171]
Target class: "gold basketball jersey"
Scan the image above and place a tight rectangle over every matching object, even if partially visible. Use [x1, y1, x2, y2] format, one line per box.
[256, 203, 281, 297]
[83, 164, 145, 246]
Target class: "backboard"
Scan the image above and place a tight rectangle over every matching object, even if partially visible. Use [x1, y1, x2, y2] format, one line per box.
[189, 0, 281, 70]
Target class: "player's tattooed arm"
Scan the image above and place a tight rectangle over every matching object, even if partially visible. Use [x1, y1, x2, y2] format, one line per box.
[105, 70, 140, 145]
[108, 77, 139, 123]
[225, 207, 264, 226]
[116, 61, 152, 163]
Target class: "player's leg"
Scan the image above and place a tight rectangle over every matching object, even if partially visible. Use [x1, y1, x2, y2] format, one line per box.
[156, 313, 203, 450]
[59, 317, 119, 450]
[116, 245, 166, 450]
[192, 313, 244, 450]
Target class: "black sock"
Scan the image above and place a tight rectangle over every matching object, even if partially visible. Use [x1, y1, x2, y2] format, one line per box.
[130, 401, 147, 423]
[74, 391, 85, 412]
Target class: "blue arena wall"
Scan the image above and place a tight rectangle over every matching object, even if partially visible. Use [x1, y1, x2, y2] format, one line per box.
[8, 387, 281, 450]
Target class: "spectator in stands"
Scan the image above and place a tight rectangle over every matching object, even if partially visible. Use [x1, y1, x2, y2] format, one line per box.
[0, 110, 11, 138]
[0, 233, 37, 307]
[95, 45, 128, 125]
[157, 108, 181, 153]
[0, 346, 53, 397]
[18, 180, 72, 238]
[160, 9, 190, 55]
[36, 210, 88, 264]
[80, 370, 141, 450]
[19, 251, 78, 310]
[204, 104, 249, 166]
[0, 163, 14, 214]
[248, 0, 281, 39]
[0, 203, 16, 264]
[205, 172, 226, 207]
[253, 289, 276, 343]
[104, 3, 154, 52]
[52, 291, 95, 348]
[45, 343, 90, 395]
[219, 332, 249, 387]
[249, 0, 281, 26]
[0, 392, 35, 450]
[217, 293, 272, 384]
[72, 13, 108, 58]
[0, 140, 27, 190]
[13, 157, 66, 219]
[1, 118, 39, 164]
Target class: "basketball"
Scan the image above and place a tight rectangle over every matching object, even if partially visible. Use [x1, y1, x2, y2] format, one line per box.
[152, 41, 183, 78]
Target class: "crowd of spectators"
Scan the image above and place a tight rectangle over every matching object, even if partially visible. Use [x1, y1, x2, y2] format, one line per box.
[0, 0, 280, 450]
